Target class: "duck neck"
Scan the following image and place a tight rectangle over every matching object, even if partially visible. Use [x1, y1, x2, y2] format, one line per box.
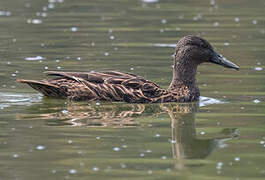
[168, 56, 199, 93]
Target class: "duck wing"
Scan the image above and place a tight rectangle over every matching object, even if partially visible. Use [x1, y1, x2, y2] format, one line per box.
[44, 71, 166, 103]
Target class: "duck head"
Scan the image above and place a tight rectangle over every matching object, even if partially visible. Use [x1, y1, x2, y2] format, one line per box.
[169, 35, 239, 92]
[174, 35, 239, 70]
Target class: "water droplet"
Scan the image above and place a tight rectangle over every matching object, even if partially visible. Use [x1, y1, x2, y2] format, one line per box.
[113, 147, 120, 151]
[110, 35, 115, 40]
[254, 67, 263, 71]
[120, 163, 126, 168]
[161, 156, 167, 160]
[234, 157, 240, 161]
[27, 19, 42, 24]
[25, 56, 44, 61]
[252, 20, 257, 25]
[200, 131, 206, 135]
[260, 141, 264, 145]
[140, 153, 145, 157]
[93, 166, 99, 171]
[216, 162, 223, 169]
[0, 11, 12, 16]
[43, 12, 47, 17]
[234, 17, 240, 22]
[61, 109, 68, 114]
[69, 169, 77, 174]
[146, 149, 152, 153]
[95, 102, 100, 106]
[36, 145, 46, 150]
[170, 139, 176, 144]
[155, 133, 160, 137]
[213, 22, 219, 26]
[161, 19, 167, 24]
[51, 170, 56, 174]
[57, 66, 61, 70]
[142, 0, 159, 3]
[43, 6, 48, 11]
[13, 154, 19, 158]
[44, 66, 48, 70]
[253, 99, 260, 104]
[147, 170, 153, 174]
[77, 57, 82, 60]
[104, 52, 109, 56]
[48, 3, 55, 9]
[130, 67, 134, 71]
[122, 145, 127, 148]
[224, 42, 230, 46]
[68, 140, 73, 144]
[71, 27, 78, 32]
[96, 136, 100, 140]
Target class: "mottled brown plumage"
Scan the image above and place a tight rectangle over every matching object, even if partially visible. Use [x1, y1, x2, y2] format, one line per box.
[17, 36, 239, 103]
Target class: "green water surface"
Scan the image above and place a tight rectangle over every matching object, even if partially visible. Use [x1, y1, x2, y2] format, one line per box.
[0, 0, 265, 179]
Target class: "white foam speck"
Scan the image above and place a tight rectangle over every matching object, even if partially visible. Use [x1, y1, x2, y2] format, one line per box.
[69, 169, 77, 174]
[0, 11, 11, 16]
[253, 99, 260, 104]
[254, 67, 263, 71]
[36, 145, 46, 150]
[161, 19, 167, 24]
[142, 0, 159, 3]
[161, 156, 167, 160]
[13, 154, 19, 158]
[199, 96, 225, 107]
[200, 131, 206, 135]
[25, 56, 44, 61]
[71, 27, 78, 32]
[93, 167, 99, 171]
[113, 147, 120, 151]
[234, 17, 240, 22]
[234, 157, 240, 161]
[152, 43, 176, 47]
[27, 19, 42, 24]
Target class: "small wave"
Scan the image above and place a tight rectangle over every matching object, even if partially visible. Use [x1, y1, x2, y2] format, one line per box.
[0, 92, 42, 109]
[152, 43, 176, 48]
[199, 96, 226, 107]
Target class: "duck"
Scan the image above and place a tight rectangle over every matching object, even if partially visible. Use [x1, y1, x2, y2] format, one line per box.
[17, 35, 239, 103]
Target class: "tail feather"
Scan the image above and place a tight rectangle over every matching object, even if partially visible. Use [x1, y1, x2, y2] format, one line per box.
[16, 79, 65, 98]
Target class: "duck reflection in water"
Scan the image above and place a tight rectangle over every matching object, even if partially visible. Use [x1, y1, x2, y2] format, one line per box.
[17, 100, 238, 168]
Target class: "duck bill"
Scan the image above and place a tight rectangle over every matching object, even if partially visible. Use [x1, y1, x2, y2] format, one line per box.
[210, 51, 239, 70]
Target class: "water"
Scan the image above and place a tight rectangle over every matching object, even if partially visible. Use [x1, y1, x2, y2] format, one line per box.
[0, 0, 265, 179]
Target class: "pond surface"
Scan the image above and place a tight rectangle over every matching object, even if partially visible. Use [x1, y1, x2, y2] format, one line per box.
[0, 0, 265, 179]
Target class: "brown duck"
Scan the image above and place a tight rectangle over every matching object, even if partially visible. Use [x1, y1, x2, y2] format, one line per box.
[17, 35, 239, 103]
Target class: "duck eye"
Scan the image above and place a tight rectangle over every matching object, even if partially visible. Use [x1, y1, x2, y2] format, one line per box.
[200, 43, 208, 48]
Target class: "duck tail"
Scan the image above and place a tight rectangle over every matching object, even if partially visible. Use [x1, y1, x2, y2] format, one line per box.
[16, 79, 65, 98]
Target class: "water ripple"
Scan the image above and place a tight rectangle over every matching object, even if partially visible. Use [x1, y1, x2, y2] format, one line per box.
[199, 96, 225, 107]
[0, 92, 42, 109]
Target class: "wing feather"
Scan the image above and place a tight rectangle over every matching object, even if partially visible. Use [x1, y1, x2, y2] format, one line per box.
[42, 71, 166, 102]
